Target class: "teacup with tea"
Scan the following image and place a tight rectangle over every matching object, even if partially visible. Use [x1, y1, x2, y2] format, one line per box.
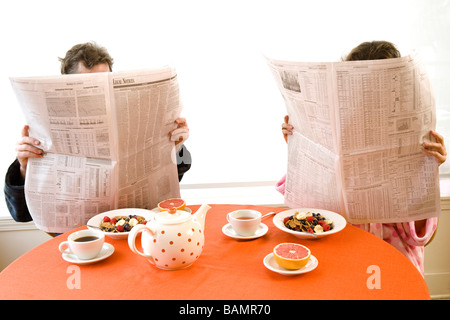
[227, 209, 262, 236]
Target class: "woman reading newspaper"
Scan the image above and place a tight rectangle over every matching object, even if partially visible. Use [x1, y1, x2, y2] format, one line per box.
[278, 41, 447, 276]
[4, 42, 191, 235]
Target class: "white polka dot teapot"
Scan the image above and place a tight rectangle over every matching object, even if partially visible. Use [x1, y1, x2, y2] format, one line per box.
[128, 204, 211, 270]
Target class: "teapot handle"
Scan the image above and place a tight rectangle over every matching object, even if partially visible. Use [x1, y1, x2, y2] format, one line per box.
[128, 224, 156, 265]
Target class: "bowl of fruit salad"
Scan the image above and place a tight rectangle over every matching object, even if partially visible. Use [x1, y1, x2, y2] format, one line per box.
[87, 208, 154, 240]
[272, 208, 346, 239]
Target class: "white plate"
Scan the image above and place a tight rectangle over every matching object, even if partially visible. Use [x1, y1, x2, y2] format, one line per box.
[273, 208, 346, 239]
[87, 208, 154, 240]
[263, 253, 318, 276]
[222, 223, 269, 240]
[62, 243, 115, 265]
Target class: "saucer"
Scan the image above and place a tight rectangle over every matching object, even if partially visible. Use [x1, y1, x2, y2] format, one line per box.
[61, 243, 115, 265]
[263, 253, 318, 276]
[222, 223, 268, 240]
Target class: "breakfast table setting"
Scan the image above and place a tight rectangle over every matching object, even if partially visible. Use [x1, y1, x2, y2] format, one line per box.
[0, 203, 430, 300]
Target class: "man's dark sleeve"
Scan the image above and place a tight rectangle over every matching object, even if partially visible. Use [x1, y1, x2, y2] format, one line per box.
[4, 159, 33, 222]
[176, 145, 192, 182]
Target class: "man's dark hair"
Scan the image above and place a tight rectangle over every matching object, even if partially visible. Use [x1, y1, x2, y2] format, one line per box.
[59, 42, 114, 74]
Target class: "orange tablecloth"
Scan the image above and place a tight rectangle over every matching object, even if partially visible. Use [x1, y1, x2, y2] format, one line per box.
[0, 204, 429, 300]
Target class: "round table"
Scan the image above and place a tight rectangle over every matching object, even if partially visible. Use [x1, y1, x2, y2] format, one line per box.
[0, 204, 429, 300]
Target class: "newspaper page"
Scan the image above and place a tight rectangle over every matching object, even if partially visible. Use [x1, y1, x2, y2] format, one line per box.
[267, 55, 441, 224]
[10, 67, 182, 232]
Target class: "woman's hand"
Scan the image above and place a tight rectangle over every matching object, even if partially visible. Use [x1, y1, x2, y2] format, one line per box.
[282, 115, 294, 143]
[424, 130, 447, 166]
[16, 125, 44, 180]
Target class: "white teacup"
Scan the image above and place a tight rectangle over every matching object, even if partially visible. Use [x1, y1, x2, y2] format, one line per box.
[59, 229, 105, 260]
[227, 209, 261, 236]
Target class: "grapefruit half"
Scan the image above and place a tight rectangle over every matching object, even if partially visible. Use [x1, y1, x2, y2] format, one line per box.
[273, 243, 311, 270]
[157, 198, 186, 212]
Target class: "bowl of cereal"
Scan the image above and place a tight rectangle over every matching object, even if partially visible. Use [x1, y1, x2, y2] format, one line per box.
[273, 208, 346, 239]
[87, 208, 154, 240]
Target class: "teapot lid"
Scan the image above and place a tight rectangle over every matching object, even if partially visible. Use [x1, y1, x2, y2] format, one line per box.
[154, 210, 191, 225]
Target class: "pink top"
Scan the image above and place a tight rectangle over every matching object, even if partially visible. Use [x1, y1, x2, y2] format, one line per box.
[276, 174, 437, 276]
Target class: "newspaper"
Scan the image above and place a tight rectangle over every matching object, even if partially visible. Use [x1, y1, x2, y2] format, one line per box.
[267, 54, 441, 224]
[10, 67, 182, 232]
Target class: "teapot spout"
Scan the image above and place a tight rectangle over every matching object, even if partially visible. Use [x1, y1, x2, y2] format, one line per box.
[193, 203, 211, 230]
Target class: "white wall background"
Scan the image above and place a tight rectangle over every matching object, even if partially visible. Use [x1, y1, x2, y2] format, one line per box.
[1, 0, 449, 216]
